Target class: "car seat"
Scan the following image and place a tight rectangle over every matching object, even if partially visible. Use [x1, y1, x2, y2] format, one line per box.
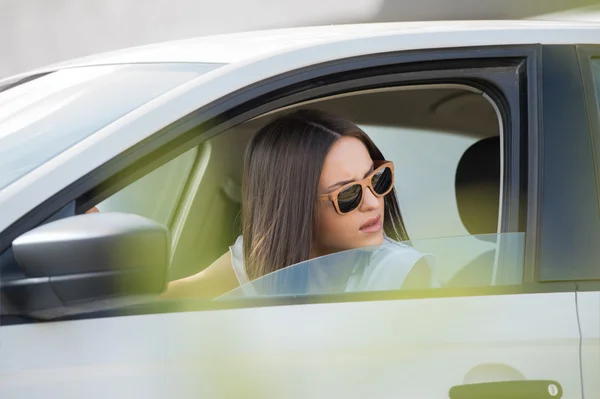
[446, 136, 500, 287]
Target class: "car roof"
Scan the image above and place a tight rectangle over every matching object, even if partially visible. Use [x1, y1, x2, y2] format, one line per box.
[18, 20, 600, 72]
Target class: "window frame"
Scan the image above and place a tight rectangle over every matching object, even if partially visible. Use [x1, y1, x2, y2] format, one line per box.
[1, 45, 545, 323]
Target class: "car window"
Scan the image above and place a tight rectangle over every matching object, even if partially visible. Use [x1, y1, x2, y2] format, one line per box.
[218, 233, 525, 300]
[589, 57, 600, 87]
[363, 125, 500, 280]
[540, 54, 600, 282]
[185, 86, 503, 288]
[0, 63, 222, 191]
[96, 146, 199, 228]
[364, 125, 495, 239]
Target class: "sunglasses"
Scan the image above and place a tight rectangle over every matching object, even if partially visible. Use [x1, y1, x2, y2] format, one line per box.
[318, 160, 394, 215]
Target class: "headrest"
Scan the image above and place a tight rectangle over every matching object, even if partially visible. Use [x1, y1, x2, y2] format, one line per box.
[455, 136, 500, 235]
[222, 177, 242, 204]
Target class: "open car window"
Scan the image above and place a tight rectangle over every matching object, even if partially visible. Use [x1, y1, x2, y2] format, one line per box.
[217, 233, 526, 300]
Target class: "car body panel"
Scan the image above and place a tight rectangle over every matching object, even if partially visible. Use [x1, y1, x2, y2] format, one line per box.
[0, 290, 581, 398]
[577, 290, 600, 399]
[4, 20, 600, 74]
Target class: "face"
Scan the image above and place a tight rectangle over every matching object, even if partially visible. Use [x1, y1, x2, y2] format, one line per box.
[313, 136, 385, 257]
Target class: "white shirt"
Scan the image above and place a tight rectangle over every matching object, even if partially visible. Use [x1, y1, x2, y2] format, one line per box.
[226, 235, 438, 297]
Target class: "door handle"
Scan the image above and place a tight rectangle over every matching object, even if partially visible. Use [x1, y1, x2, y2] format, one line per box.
[449, 380, 562, 399]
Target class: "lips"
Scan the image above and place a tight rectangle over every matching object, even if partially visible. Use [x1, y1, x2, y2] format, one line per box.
[359, 215, 382, 233]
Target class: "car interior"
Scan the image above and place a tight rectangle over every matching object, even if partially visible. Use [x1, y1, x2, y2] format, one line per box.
[96, 82, 517, 289]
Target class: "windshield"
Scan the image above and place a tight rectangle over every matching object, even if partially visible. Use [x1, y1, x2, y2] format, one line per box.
[217, 233, 525, 299]
[0, 63, 223, 191]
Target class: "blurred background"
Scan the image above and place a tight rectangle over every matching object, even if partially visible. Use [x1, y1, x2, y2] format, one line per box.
[1, 0, 600, 79]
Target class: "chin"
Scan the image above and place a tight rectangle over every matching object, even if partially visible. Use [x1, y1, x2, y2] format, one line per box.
[360, 233, 384, 248]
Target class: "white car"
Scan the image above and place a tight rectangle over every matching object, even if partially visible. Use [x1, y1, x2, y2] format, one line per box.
[1, 20, 599, 399]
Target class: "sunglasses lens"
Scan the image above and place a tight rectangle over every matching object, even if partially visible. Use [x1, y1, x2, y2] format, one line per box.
[372, 167, 393, 195]
[337, 184, 363, 213]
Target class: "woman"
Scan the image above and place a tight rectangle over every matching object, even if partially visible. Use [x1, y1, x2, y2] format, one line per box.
[163, 109, 436, 299]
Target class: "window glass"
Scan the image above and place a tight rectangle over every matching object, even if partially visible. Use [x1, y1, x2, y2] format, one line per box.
[364, 125, 493, 239]
[0, 63, 222, 191]
[218, 233, 525, 300]
[96, 146, 198, 228]
[536, 56, 600, 281]
[364, 126, 500, 279]
[589, 57, 600, 89]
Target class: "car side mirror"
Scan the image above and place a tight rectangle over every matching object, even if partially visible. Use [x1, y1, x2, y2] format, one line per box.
[4, 212, 169, 319]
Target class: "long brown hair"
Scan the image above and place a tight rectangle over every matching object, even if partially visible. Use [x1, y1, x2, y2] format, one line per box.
[242, 109, 408, 280]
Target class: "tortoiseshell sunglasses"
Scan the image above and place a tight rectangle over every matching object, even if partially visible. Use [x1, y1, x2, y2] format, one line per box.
[318, 160, 394, 215]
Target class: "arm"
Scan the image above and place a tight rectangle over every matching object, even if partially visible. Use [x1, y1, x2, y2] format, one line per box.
[161, 251, 240, 299]
[83, 205, 238, 297]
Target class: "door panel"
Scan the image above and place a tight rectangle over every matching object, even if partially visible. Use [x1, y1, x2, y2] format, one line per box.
[577, 290, 600, 399]
[0, 290, 581, 398]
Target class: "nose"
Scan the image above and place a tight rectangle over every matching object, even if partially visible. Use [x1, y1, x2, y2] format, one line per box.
[360, 186, 380, 212]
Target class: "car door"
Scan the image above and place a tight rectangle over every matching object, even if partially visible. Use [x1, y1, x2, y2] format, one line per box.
[576, 286, 600, 399]
[0, 42, 585, 398]
[574, 45, 600, 399]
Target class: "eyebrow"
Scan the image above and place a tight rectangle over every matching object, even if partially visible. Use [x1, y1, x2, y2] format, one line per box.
[327, 162, 374, 190]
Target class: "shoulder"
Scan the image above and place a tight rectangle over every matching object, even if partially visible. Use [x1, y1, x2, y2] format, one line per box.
[346, 239, 438, 292]
[381, 238, 427, 259]
[229, 235, 250, 285]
